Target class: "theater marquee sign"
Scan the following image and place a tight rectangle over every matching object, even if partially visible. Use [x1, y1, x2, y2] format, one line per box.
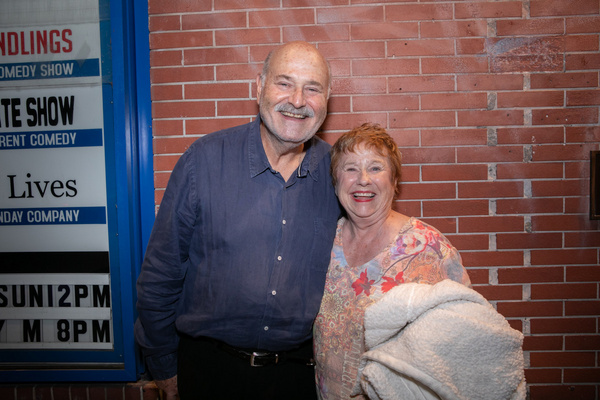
[0, 1, 113, 354]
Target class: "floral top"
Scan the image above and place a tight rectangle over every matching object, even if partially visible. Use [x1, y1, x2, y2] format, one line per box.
[314, 217, 471, 400]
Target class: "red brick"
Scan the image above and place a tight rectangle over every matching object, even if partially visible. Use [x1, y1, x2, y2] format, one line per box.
[351, 22, 418, 40]
[320, 113, 387, 132]
[153, 155, 180, 172]
[150, 31, 212, 50]
[564, 161, 590, 178]
[498, 266, 565, 284]
[317, 6, 383, 24]
[525, 368, 562, 384]
[153, 136, 197, 154]
[338, 78, 385, 98]
[497, 91, 564, 108]
[565, 300, 600, 316]
[458, 181, 524, 199]
[523, 336, 564, 351]
[530, 0, 599, 17]
[421, 20, 488, 38]
[389, 129, 420, 147]
[150, 50, 183, 67]
[388, 39, 455, 57]
[150, 15, 181, 31]
[530, 349, 596, 366]
[353, 94, 418, 112]
[458, 146, 523, 163]
[465, 268, 490, 284]
[529, 385, 596, 400]
[390, 111, 456, 129]
[567, 89, 600, 106]
[152, 84, 183, 101]
[455, 1, 522, 18]
[532, 214, 599, 231]
[457, 74, 523, 91]
[532, 107, 599, 126]
[387, 4, 453, 21]
[392, 200, 420, 217]
[497, 233, 563, 249]
[530, 72, 598, 89]
[421, 129, 487, 146]
[496, 163, 564, 179]
[217, 99, 259, 117]
[153, 101, 215, 119]
[186, 117, 252, 135]
[152, 120, 183, 137]
[471, 284, 523, 300]
[496, 198, 563, 216]
[185, 83, 249, 100]
[564, 197, 590, 214]
[533, 282, 597, 299]
[398, 182, 455, 200]
[215, 28, 282, 46]
[459, 216, 524, 232]
[420, 217, 457, 234]
[531, 143, 598, 162]
[422, 56, 489, 74]
[352, 59, 419, 76]
[530, 318, 596, 334]
[566, 16, 600, 33]
[151, 66, 214, 84]
[531, 179, 588, 197]
[497, 300, 563, 317]
[457, 109, 524, 127]
[149, 0, 211, 14]
[565, 34, 600, 52]
[462, 251, 524, 267]
[487, 37, 564, 73]
[319, 42, 386, 59]
[421, 93, 487, 110]
[422, 164, 488, 181]
[444, 234, 490, 251]
[496, 198, 563, 214]
[496, 127, 564, 144]
[89, 386, 106, 400]
[400, 148, 455, 165]
[182, 12, 246, 30]
[496, 18, 564, 36]
[565, 231, 600, 247]
[15, 387, 33, 400]
[423, 200, 489, 217]
[70, 386, 87, 400]
[216, 0, 278, 10]
[249, 9, 314, 27]
[184, 47, 249, 66]
[564, 368, 600, 383]
[283, 25, 350, 43]
[566, 266, 600, 282]
[390, 76, 455, 93]
[565, 335, 600, 350]
[531, 249, 598, 266]
[456, 38, 486, 55]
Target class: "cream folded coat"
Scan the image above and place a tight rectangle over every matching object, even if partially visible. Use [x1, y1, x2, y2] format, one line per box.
[353, 279, 526, 400]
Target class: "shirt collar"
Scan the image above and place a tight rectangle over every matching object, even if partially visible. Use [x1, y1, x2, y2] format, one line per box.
[248, 115, 321, 181]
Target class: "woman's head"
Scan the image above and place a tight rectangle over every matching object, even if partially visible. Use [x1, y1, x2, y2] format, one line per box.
[330, 123, 402, 198]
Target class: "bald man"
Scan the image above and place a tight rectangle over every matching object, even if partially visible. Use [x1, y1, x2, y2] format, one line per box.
[135, 42, 341, 399]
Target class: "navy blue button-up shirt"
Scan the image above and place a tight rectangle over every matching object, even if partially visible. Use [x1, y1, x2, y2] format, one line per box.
[135, 117, 341, 379]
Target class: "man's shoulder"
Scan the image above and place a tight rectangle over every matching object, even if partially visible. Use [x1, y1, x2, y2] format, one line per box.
[189, 119, 254, 149]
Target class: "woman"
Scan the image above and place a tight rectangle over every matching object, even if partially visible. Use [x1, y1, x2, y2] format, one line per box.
[313, 123, 472, 399]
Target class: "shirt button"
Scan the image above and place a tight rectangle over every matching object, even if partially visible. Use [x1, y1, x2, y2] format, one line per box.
[282, 219, 286, 225]
[277, 256, 282, 261]
[272, 290, 277, 295]
[264, 326, 269, 331]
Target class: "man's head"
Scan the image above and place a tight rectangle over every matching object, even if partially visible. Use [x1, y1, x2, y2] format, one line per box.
[256, 41, 331, 148]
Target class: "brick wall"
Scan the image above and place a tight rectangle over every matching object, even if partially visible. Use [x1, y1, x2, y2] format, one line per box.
[7, 2, 596, 400]
[145, 1, 600, 399]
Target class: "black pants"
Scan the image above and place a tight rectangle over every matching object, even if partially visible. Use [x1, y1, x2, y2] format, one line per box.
[177, 335, 318, 400]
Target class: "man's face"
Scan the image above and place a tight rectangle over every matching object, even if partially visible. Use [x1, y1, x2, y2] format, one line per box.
[257, 44, 330, 147]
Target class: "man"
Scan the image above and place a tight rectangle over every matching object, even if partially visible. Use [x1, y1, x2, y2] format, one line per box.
[135, 41, 341, 399]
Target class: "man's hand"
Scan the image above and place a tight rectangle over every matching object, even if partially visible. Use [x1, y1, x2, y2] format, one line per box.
[156, 375, 178, 400]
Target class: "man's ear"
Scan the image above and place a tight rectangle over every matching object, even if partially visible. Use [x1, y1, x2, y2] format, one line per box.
[256, 74, 262, 104]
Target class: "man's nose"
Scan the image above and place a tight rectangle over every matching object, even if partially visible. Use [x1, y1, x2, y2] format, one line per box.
[289, 87, 306, 108]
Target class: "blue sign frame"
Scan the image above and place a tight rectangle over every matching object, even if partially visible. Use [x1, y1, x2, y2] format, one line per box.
[0, 0, 152, 382]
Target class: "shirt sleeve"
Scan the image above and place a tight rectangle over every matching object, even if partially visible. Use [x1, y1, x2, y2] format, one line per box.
[134, 147, 198, 380]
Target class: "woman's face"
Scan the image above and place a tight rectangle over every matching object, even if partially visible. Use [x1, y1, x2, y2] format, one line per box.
[335, 144, 396, 223]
